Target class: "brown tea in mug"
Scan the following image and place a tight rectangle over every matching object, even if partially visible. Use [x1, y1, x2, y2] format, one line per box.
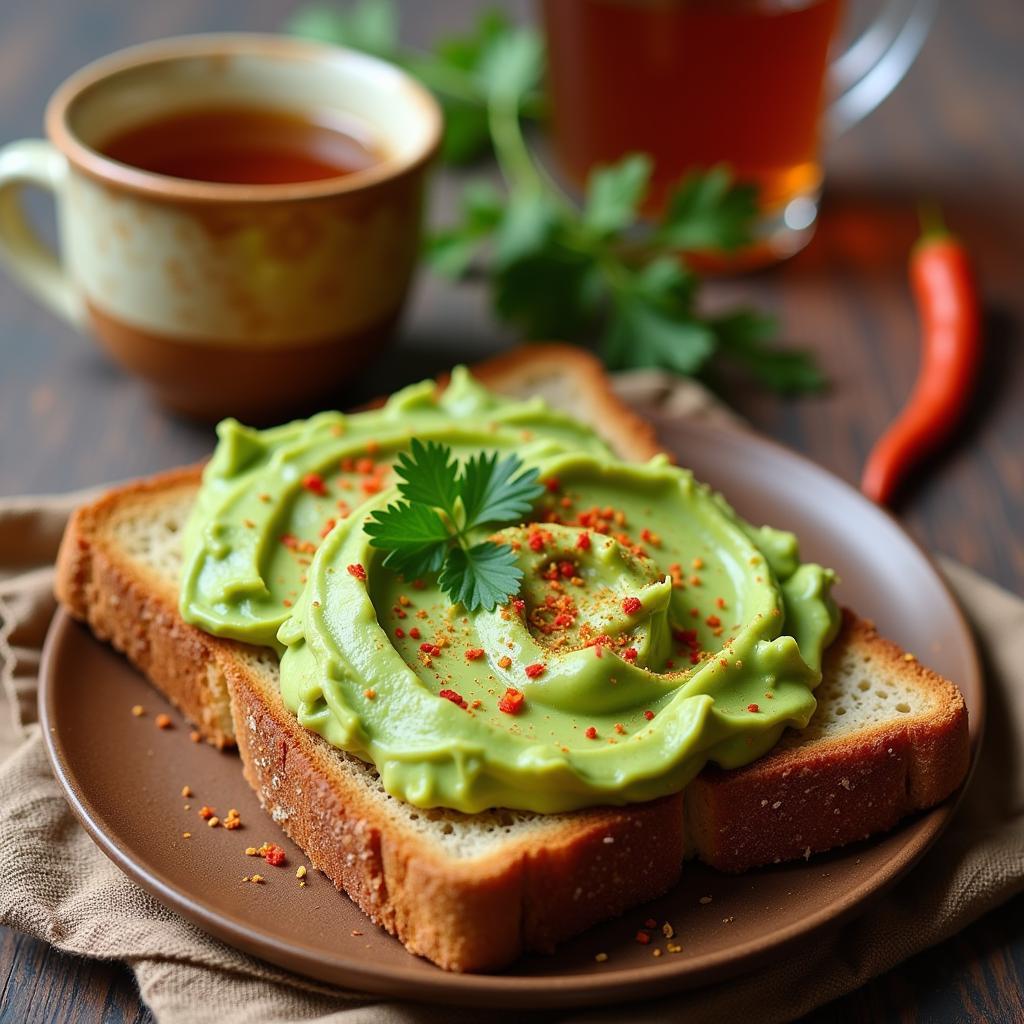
[542, 0, 843, 216]
[100, 106, 381, 185]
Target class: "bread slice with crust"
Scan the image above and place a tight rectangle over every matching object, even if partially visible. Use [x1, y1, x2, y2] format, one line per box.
[53, 344, 969, 971]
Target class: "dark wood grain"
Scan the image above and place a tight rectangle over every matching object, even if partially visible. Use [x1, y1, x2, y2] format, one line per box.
[0, 1, 1021, 1022]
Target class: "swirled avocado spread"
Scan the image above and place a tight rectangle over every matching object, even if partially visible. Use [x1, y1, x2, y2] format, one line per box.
[181, 368, 838, 813]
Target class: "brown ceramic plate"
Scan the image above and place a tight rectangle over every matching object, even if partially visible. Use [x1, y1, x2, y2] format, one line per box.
[39, 417, 982, 1009]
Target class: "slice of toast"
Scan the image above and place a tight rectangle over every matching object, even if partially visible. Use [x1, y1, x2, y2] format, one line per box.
[54, 344, 969, 971]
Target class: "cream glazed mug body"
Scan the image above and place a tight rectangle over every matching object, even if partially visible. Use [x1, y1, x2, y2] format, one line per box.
[0, 34, 442, 419]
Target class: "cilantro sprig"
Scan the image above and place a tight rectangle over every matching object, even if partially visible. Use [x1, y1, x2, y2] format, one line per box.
[290, 2, 823, 394]
[364, 440, 542, 611]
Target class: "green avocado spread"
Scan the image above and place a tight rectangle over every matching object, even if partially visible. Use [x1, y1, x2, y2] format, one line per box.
[181, 368, 839, 814]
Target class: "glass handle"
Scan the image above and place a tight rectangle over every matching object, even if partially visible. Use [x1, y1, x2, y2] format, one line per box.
[825, 0, 940, 140]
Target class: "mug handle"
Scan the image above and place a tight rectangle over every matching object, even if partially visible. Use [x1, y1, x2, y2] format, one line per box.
[0, 139, 84, 326]
[825, 0, 940, 139]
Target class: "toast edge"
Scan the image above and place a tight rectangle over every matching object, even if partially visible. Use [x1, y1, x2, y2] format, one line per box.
[53, 465, 237, 748]
[225, 654, 685, 972]
[684, 611, 970, 873]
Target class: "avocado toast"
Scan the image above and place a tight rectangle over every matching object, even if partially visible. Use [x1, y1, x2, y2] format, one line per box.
[54, 345, 969, 971]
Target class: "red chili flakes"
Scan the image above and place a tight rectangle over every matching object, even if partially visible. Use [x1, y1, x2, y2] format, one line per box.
[716, 597, 727, 609]
[319, 518, 337, 539]
[643, 710, 655, 721]
[528, 530, 547, 552]
[692, 557, 704, 570]
[465, 647, 485, 661]
[644, 917, 658, 929]
[355, 457, 375, 475]
[498, 688, 525, 715]
[512, 597, 526, 616]
[525, 663, 546, 679]
[420, 642, 442, 657]
[439, 689, 468, 710]
[409, 627, 421, 640]
[558, 560, 575, 579]
[623, 647, 639, 663]
[585, 726, 598, 740]
[198, 805, 216, 821]
[280, 533, 316, 554]
[347, 563, 367, 581]
[262, 843, 287, 867]
[394, 628, 405, 639]
[705, 614, 721, 628]
[576, 532, 591, 551]
[622, 596, 643, 615]
[747, 703, 760, 713]
[361, 478, 383, 496]
[614, 723, 626, 735]
[498, 655, 512, 669]
[639, 528, 661, 546]
[544, 477, 560, 493]
[155, 713, 173, 730]
[302, 472, 328, 496]
[635, 930, 651, 945]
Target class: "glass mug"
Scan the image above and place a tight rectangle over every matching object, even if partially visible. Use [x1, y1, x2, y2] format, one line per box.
[541, 0, 938, 263]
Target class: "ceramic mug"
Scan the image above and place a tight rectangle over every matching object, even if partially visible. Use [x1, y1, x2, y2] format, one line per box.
[0, 34, 442, 419]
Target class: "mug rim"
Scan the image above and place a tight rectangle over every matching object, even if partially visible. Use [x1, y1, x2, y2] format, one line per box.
[44, 32, 443, 203]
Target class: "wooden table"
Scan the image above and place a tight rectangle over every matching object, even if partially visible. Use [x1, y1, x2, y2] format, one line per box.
[1, 1, 1021, 1021]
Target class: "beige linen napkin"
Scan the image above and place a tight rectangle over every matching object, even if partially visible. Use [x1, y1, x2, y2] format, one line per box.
[1, 374, 1022, 1024]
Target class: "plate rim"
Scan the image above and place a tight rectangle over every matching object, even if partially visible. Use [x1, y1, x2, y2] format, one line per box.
[38, 419, 984, 1008]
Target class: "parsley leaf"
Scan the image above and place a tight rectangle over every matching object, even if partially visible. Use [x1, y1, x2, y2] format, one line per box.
[392, 439, 459, 518]
[460, 451, 543, 528]
[289, 3, 544, 165]
[712, 311, 825, 394]
[362, 502, 449, 578]
[286, 0, 396, 57]
[439, 542, 523, 612]
[657, 165, 760, 253]
[366, 442, 540, 611]
[583, 154, 652, 238]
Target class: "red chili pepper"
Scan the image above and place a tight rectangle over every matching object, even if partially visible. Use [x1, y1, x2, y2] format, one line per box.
[861, 217, 981, 505]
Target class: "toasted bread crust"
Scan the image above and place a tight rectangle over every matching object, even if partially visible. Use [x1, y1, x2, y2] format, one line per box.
[685, 611, 969, 873]
[227, 654, 684, 971]
[54, 465, 237, 748]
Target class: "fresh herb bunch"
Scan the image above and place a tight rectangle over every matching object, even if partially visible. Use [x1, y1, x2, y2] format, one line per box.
[288, 1, 544, 164]
[365, 440, 542, 610]
[290, 1, 822, 393]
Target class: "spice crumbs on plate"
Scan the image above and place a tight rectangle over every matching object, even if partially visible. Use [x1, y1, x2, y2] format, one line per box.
[644, 918, 658, 929]
[699, 895, 712, 905]
[182, 832, 191, 839]
[666, 942, 683, 954]
[181, 785, 193, 798]
[296, 866, 307, 879]
[207, 816, 220, 828]
[223, 808, 242, 830]
[189, 730, 201, 743]
[594, 952, 608, 963]
[652, 948, 662, 958]
[155, 713, 173, 730]
[661, 922, 675, 939]
[131, 704, 145, 717]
